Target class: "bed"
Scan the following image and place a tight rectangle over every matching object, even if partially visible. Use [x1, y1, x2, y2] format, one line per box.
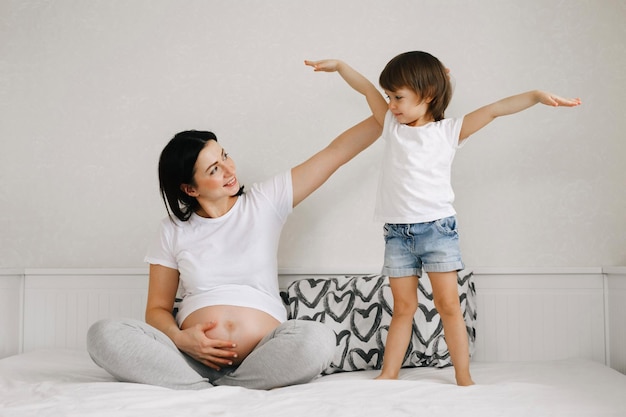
[1, 267, 625, 416]
[1, 348, 625, 417]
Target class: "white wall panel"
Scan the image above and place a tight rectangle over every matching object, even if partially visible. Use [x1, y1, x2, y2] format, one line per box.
[22, 269, 148, 352]
[606, 267, 626, 374]
[472, 269, 606, 364]
[2, 267, 621, 370]
[0, 270, 23, 359]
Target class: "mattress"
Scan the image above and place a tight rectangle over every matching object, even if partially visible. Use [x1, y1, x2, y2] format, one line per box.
[1, 349, 625, 417]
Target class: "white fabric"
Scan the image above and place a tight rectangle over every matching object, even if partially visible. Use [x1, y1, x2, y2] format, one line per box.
[145, 171, 293, 325]
[2, 349, 626, 417]
[374, 111, 465, 224]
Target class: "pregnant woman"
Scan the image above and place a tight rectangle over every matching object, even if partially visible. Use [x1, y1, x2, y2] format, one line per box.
[87, 116, 381, 390]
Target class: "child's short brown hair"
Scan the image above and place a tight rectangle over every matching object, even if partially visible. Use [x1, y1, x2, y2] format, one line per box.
[379, 51, 452, 121]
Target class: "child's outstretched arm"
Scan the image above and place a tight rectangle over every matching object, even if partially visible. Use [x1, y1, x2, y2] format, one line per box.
[305, 59, 388, 126]
[460, 90, 581, 142]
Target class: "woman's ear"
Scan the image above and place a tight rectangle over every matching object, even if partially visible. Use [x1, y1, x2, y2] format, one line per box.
[180, 184, 198, 197]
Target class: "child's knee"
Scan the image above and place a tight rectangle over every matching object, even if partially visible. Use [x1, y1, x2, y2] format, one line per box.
[434, 297, 461, 317]
[393, 298, 418, 317]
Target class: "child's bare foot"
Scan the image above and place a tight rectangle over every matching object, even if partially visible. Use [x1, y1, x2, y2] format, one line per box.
[375, 372, 398, 380]
[456, 375, 475, 386]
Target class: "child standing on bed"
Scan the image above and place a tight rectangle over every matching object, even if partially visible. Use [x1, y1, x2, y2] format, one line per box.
[305, 51, 581, 386]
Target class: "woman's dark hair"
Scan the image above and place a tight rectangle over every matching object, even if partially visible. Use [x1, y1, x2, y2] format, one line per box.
[158, 130, 244, 222]
[379, 51, 452, 121]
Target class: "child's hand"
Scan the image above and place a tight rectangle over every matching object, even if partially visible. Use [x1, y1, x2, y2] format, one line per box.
[304, 59, 343, 73]
[537, 91, 582, 107]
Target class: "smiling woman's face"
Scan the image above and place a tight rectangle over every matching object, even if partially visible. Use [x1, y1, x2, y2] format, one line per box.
[186, 140, 240, 201]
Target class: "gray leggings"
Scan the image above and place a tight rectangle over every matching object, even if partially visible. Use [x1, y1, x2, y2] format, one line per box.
[86, 318, 336, 390]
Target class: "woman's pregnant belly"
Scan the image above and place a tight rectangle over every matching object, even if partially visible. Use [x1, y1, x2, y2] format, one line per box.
[181, 305, 280, 365]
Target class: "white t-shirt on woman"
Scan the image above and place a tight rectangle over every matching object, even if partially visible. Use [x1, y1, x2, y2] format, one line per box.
[145, 171, 293, 326]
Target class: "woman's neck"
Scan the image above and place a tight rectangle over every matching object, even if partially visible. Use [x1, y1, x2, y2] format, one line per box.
[196, 195, 238, 218]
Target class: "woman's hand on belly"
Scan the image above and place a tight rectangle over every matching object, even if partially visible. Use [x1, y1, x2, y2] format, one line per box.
[181, 305, 281, 367]
[173, 321, 239, 370]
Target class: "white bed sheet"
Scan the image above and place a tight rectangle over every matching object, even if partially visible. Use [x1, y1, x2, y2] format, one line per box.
[1, 349, 625, 417]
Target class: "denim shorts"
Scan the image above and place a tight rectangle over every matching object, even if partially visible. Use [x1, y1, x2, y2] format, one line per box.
[381, 216, 464, 278]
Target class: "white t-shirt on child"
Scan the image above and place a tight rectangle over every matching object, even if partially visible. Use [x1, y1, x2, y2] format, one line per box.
[145, 171, 293, 326]
[374, 110, 465, 224]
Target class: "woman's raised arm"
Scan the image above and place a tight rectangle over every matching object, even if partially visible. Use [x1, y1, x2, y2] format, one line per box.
[291, 116, 381, 207]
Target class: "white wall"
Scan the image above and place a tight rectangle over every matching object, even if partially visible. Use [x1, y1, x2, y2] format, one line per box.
[1, 0, 624, 270]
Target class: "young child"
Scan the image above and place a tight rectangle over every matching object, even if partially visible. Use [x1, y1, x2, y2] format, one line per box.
[305, 51, 581, 386]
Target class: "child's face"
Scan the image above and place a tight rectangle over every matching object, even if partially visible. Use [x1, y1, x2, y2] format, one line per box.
[385, 87, 433, 127]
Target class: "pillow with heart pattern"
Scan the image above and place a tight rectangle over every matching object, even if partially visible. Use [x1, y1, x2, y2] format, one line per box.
[281, 271, 476, 374]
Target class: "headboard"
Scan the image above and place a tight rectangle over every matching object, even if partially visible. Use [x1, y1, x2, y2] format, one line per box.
[1, 267, 624, 374]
